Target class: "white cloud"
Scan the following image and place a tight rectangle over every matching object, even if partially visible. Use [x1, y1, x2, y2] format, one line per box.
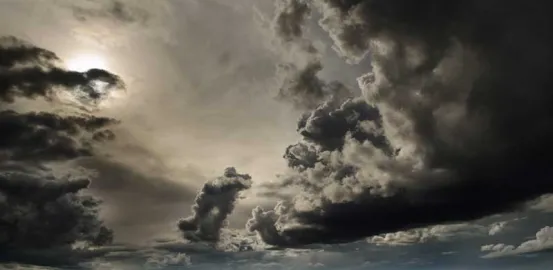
[368, 223, 487, 246]
[488, 221, 508, 236]
[531, 194, 553, 213]
[482, 226, 553, 258]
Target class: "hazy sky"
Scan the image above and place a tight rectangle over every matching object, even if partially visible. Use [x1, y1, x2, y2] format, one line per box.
[1, 1, 553, 269]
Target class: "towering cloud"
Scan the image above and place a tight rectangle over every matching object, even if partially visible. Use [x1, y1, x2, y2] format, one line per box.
[178, 168, 252, 242]
[0, 36, 122, 253]
[248, 0, 553, 246]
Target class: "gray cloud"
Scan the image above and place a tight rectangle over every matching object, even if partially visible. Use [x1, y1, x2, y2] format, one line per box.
[178, 168, 252, 242]
[0, 36, 121, 162]
[248, 0, 553, 247]
[0, 163, 112, 251]
[272, 0, 352, 110]
[70, 0, 149, 24]
[0, 36, 123, 264]
[0, 110, 116, 162]
[0, 36, 123, 104]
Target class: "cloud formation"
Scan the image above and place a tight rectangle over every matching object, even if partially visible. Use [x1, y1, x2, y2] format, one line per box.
[0, 36, 123, 104]
[0, 35, 122, 262]
[482, 226, 553, 258]
[178, 168, 252, 242]
[248, 0, 553, 246]
[0, 163, 113, 251]
[0, 110, 116, 162]
[368, 223, 487, 246]
[0, 36, 121, 162]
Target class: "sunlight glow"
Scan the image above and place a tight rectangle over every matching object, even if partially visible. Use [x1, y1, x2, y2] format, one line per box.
[66, 53, 107, 72]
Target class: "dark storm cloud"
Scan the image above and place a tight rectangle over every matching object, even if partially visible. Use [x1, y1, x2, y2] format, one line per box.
[0, 110, 116, 161]
[248, 0, 553, 246]
[296, 97, 388, 152]
[0, 36, 121, 161]
[0, 36, 121, 264]
[0, 163, 113, 251]
[178, 168, 252, 242]
[273, 0, 352, 110]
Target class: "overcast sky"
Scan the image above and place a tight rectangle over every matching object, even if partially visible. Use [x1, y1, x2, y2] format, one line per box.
[1, 1, 553, 269]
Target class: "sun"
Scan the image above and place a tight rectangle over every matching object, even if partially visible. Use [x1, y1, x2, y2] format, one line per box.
[66, 53, 108, 72]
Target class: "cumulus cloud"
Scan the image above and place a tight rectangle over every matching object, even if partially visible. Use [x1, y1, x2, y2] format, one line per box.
[482, 226, 553, 258]
[178, 168, 252, 242]
[248, 0, 553, 246]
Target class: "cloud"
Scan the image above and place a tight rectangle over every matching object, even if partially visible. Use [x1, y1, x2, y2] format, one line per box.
[0, 36, 121, 162]
[0, 36, 124, 104]
[368, 223, 487, 246]
[482, 226, 553, 258]
[488, 222, 508, 236]
[272, 0, 352, 110]
[178, 168, 252, 242]
[0, 110, 116, 162]
[531, 194, 553, 213]
[0, 36, 123, 265]
[248, 0, 553, 246]
[0, 163, 112, 251]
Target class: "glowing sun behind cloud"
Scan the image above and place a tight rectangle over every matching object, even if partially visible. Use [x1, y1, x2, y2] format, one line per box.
[62, 53, 126, 109]
[66, 53, 108, 72]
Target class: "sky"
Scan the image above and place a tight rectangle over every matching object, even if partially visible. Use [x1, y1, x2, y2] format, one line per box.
[1, 0, 553, 269]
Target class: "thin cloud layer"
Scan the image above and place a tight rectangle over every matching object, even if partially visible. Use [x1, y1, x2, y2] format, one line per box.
[248, 0, 553, 246]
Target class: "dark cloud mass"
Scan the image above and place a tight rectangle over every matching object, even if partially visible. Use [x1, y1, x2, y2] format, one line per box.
[178, 167, 252, 242]
[0, 35, 122, 260]
[0, 36, 121, 162]
[0, 163, 113, 251]
[248, 0, 553, 247]
[0, 110, 116, 161]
